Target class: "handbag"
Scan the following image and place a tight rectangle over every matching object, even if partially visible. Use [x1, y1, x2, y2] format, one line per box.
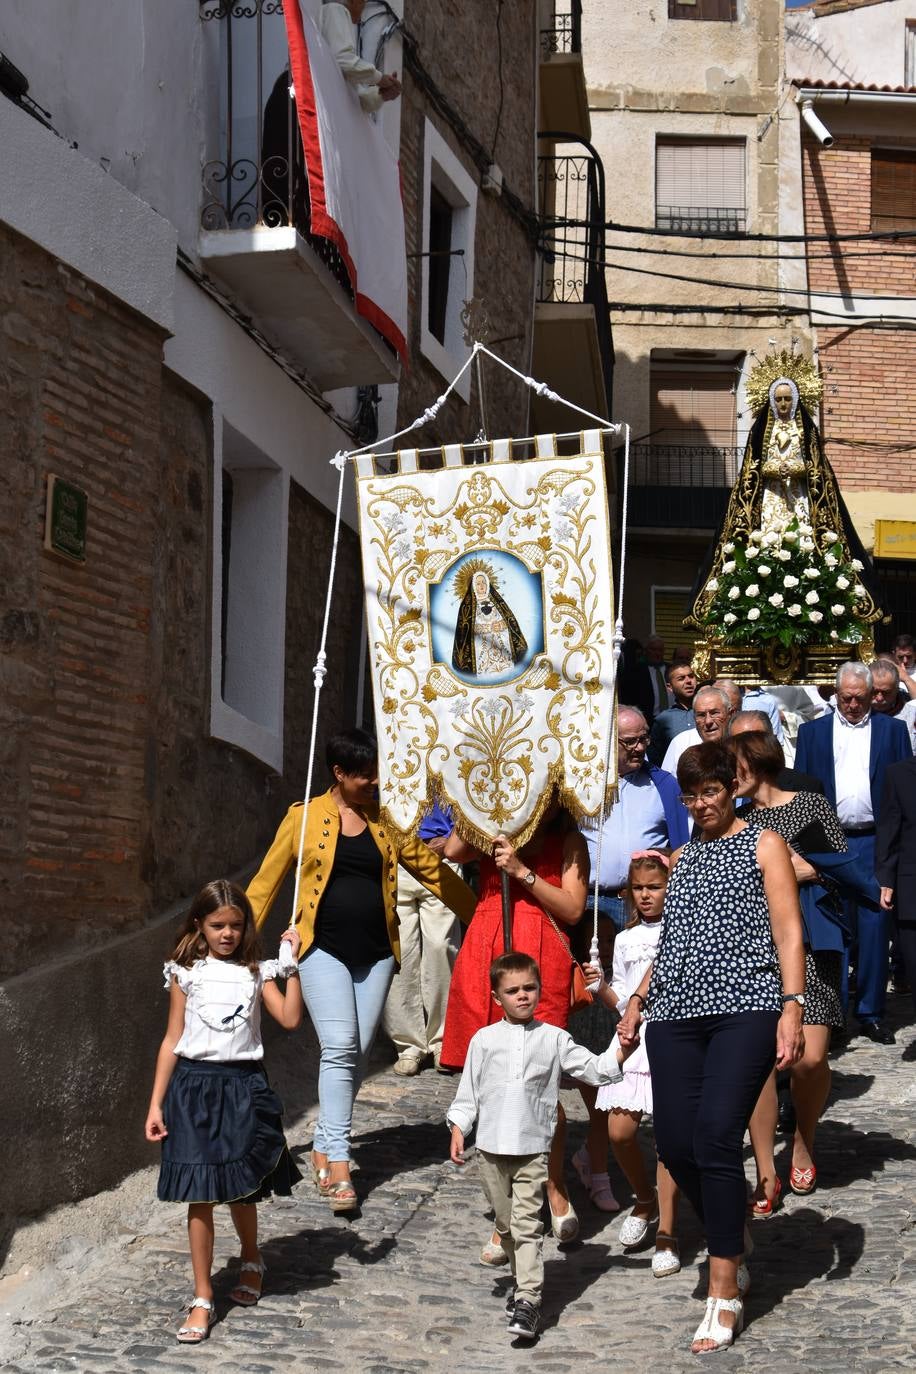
[544, 910, 593, 1013]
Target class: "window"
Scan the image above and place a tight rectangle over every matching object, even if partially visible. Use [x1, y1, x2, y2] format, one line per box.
[420, 119, 478, 400]
[668, 0, 736, 20]
[652, 588, 694, 655]
[212, 421, 286, 770]
[650, 365, 738, 448]
[871, 149, 916, 232]
[656, 138, 746, 233]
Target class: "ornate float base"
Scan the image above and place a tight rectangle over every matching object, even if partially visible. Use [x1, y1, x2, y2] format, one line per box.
[693, 635, 875, 687]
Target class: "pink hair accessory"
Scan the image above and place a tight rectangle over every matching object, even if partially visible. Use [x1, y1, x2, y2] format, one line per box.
[630, 849, 670, 869]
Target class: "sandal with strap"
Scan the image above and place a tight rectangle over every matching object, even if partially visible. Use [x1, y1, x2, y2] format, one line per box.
[230, 1256, 266, 1306]
[326, 1179, 358, 1214]
[790, 1162, 817, 1195]
[750, 1176, 782, 1219]
[691, 1296, 744, 1354]
[311, 1153, 332, 1197]
[176, 1297, 214, 1344]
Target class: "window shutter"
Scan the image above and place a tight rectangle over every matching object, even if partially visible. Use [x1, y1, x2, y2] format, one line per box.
[871, 150, 916, 232]
[650, 370, 737, 446]
[656, 140, 746, 231]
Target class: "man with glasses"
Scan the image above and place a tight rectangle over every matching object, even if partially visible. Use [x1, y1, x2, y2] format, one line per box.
[583, 707, 689, 933]
[660, 685, 735, 778]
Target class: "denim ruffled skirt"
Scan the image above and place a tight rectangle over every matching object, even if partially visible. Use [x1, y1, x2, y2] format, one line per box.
[157, 1057, 302, 1204]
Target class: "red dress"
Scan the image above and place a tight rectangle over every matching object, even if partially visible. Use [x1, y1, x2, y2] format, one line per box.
[440, 834, 573, 1070]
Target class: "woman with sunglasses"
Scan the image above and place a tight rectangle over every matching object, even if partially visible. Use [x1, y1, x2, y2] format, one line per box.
[617, 741, 805, 1354]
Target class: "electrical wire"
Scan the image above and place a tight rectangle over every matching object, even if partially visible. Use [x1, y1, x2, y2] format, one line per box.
[491, 0, 505, 161]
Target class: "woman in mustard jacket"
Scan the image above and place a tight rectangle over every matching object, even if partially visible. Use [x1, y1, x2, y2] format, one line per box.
[248, 728, 475, 1212]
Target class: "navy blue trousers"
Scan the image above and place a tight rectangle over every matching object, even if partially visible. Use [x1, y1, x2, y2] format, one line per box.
[843, 833, 887, 1024]
[646, 1011, 779, 1258]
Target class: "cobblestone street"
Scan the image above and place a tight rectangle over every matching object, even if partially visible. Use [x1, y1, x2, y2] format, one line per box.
[3, 1002, 915, 1374]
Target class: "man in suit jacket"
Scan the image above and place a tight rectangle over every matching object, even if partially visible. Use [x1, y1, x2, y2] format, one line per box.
[875, 756, 916, 1016]
[795, 662, 911, 1043]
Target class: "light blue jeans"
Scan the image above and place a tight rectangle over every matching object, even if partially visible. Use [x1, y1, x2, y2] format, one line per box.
[298, 946, 396, 1161]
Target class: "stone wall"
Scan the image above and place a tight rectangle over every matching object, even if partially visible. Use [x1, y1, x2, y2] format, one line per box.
[397, 0, 538, 444]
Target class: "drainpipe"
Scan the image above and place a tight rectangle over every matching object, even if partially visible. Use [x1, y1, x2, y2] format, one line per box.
[798, 98, 834, 148]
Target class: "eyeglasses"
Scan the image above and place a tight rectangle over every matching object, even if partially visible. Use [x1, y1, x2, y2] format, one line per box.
[678, 785, 728, 808]
[619, 733, 650, 748]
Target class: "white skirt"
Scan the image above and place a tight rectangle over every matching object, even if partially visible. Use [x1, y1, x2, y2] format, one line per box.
[596, 1069, 653, 1115]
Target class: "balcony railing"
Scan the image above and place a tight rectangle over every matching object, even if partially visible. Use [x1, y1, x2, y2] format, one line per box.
[199, 0, 351, 295]
[656, 205, 746, 235]
[628, 444, 741, 529]
[540, 0, 582, 57]
[536, 132, 614, 411]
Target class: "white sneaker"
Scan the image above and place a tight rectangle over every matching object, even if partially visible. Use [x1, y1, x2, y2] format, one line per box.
[652, 1246, 681, 1278]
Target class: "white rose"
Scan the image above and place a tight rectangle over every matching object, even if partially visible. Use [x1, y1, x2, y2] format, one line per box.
[830, 603, 845, 615]
[824, 553, 839, 569]
[784, 575, 799, 589]
[724, 612, 737, 626]
[798, 522, 813, 536]
[782, 529, 798, 544]
[800, 537, 815, 552]
[758, 564, 772, 578]
[809, 609, 823, 624]
[803, 567, 819, 579]
[805, 590, 819, 605]
[722, 561, 736, 575]
[830, 630, 839, 641]
[707, 578, 719, 592]
[854, 583, 866, 598]
[787, 604, 802, 618]
[749, 530, 763, 544]
[776, 549, 792, 562]
[768, 592, 784, 608]
[747, 607, 761, 621]
[822, 529, 839, 543]
[835, 575, 850, 590]
[728, 585, 741, 601]
[851, 559, 864, 571]
[762, 532, 778, 548]
[746, 584, 760, 597]
[746, 546, 759, 559]
[723, 542, 735, 554]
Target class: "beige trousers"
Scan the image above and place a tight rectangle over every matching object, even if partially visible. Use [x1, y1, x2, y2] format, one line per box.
[477, 1149, 549, 1306]
[383, 864, 460, 1060]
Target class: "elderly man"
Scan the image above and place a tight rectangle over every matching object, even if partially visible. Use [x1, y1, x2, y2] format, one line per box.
[660, 684, 735, 776]
[584, 707, 689, 931]
[795, 662, 911, 1043]
[648, 661, 697, 764]
[871, 660, 916, 753]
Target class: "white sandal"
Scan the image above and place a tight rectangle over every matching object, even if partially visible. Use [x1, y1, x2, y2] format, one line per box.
[619, 1192, 658, 1248]
[230, 1257, 266, 1306]
[176, 1296, 214, 1343]
[549, 1196, 579, 1242]
[691, 1296, 744, 1354]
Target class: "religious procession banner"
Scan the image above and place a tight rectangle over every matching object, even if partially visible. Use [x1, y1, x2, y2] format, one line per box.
[356, 431, 617, 849]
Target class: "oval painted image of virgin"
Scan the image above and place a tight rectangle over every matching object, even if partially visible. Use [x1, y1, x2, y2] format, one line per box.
[430, 552, 544, 686]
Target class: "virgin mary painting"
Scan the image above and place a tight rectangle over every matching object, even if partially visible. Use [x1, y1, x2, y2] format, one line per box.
[451, 559, 528, 678]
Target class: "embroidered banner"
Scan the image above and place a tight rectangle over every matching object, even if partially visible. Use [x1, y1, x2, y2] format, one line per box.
[356, 432, 617, 848]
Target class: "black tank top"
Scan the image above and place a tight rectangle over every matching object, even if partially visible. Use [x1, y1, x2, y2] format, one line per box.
[314, 827, 390, 968]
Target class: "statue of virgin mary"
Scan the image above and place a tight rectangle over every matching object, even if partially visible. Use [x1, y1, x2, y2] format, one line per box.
[687, 351, 883, 633]
[451, 560, 528, 678]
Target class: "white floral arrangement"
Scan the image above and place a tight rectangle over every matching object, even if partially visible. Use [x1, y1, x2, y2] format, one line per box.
[704, 518, 867, 649]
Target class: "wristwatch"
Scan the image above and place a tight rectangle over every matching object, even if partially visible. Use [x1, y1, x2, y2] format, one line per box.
[521, 870, 536, 887]
[782, 993, 806, 1008]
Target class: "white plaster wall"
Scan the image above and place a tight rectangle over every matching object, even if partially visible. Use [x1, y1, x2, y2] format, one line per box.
[786, 0, 916, 87]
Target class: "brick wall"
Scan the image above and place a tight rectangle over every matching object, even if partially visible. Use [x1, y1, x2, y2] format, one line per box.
[801, 130, 916, 494]
[397, 0, 537, 445]
[0, 223, 164, 980]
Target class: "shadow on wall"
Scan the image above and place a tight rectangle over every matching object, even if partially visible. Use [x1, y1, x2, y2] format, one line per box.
[0, 863, 323, 1270]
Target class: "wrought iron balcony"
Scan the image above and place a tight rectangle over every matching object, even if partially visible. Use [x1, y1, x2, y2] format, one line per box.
[197, 0, 399, 388]
[540, 0, 582, 57]
[656, 205, 746, 235]
[628, 444, 742, 530]
[533, 133, 614, 425]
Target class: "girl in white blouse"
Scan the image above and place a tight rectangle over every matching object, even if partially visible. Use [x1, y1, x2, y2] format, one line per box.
[145, 880, 302, 1345]
[584, 850, 681, 1277]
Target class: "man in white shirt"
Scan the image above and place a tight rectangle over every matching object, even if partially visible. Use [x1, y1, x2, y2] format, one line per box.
[320, 1, 401, 112]
[448, 952, 624, 1342]
[661, 684, 735, 776]
[796, 662, 911, 1043]
[871, 660, 916, 755]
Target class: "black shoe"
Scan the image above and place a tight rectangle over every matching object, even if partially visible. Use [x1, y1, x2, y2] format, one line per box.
[504, 1288, 516, 1321]
[507, 1299, 540, 1340]
[859, 1021, 895, 1046]
[777, 1097, 797, 1135]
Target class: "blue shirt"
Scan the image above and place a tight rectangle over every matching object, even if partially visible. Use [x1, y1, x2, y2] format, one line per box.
[418, 802, 453, 842]
[744, 688, 785, 744]
[584, 768, 668, 890]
